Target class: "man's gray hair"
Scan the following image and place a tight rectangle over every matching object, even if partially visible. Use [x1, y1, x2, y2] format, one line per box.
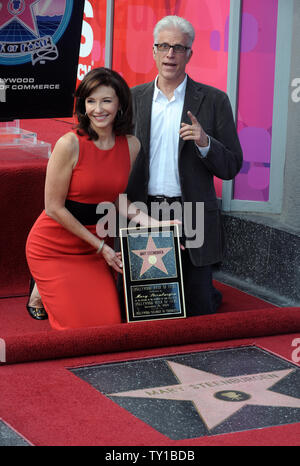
[153, 15, 195, 47]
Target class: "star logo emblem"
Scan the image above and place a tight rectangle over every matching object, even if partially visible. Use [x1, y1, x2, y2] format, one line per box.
[0, 0, 40, 37]
[131, 236, 172, 277]
[109, 361, 300, 431]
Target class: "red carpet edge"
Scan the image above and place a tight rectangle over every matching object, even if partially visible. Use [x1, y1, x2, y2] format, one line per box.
[2, 307, 300, 365]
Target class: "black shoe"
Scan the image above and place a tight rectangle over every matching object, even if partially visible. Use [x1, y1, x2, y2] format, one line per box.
[26, 277, 48, 320]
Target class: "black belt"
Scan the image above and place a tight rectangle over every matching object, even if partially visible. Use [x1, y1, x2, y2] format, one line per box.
[65, 199, 107, 225]
[148, 195, 182, 204]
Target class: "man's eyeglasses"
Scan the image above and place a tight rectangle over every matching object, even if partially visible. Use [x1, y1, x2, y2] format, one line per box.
[154, 43, 191, 54]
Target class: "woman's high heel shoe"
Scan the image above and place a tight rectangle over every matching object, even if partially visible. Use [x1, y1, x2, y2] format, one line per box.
[26, 277, 48, 320]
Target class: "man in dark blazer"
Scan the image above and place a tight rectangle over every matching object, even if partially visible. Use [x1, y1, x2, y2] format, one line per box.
[126, 15, 243, 317]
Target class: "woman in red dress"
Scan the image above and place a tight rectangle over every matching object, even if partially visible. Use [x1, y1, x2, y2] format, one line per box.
[26, 68, 143, 330]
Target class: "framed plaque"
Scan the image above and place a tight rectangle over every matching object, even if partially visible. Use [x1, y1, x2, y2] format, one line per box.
[120, 224, 186, 322]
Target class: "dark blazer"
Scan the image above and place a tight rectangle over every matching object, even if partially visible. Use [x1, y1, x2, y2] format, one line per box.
[126, 75, 243, 267]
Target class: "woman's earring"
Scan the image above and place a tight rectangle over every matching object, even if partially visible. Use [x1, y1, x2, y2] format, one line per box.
[117, 108, 123, 118]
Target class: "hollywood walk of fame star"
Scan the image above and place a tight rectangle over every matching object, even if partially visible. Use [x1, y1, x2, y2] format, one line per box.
[131, 236, 172, 277]
[109, 360, 300, 430]
[0, 0, 40, 37]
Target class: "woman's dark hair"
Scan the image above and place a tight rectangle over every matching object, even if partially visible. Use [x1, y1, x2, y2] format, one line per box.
[74, 67, 133, 139]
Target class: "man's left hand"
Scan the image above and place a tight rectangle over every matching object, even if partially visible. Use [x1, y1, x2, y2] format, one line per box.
[179, 111, 209, 147]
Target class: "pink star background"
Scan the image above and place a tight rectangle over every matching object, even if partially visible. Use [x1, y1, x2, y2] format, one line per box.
[131, 236, 172, 277]
[0, 0, 40, 36]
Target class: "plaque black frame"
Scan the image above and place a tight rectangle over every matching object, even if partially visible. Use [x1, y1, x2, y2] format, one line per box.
[120, 224, 186, 322]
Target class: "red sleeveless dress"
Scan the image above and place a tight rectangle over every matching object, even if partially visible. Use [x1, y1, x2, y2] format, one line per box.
[26, 133, 130, 330]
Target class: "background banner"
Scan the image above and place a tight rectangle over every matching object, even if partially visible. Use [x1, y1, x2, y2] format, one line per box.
[0, 0, 84, 120]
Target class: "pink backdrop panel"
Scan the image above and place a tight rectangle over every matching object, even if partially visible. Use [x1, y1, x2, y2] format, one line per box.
[234, 0, 278, 202]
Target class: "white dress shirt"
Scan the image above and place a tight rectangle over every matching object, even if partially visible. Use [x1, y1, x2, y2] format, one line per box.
[148, 75, 209, 197]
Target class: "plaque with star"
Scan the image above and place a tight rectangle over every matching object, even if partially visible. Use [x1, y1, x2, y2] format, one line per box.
[120, 224, 186, 322]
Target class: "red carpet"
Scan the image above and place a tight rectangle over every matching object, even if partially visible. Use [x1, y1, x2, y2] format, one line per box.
[0, 242, 299, 447]
[0, 281, 278, 337]
[2, 306, 298, 364]
[0, 119, 73, 298]
[1, 281, 299, 366]
[0, 333, 299, 446]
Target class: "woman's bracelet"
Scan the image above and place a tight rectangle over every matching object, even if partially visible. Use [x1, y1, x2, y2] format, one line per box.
[96, 239, 105, 254]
